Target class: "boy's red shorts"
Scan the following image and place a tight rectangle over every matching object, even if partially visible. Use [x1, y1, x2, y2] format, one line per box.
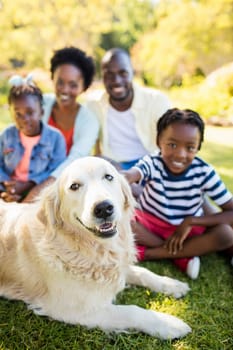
[134, 208, 205, 272]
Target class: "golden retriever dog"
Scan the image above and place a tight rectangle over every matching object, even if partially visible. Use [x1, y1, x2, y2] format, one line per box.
[0, 157, 191, 339]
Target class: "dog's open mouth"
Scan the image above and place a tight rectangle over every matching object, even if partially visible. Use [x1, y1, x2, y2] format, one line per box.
[97, 222, 117, 237]
[76, 216, 117, 238]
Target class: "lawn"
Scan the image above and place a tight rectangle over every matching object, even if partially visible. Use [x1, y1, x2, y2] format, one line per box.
[0, 110, 232, 349]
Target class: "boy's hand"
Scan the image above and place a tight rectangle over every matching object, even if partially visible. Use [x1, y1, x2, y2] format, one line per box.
[164, 218, 192, 254]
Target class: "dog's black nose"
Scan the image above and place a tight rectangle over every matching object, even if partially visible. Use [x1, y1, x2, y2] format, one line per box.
[94, 200, 114, 219]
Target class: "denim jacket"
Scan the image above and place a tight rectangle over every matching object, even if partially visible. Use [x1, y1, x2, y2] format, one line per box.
[0, 122, 66, 184]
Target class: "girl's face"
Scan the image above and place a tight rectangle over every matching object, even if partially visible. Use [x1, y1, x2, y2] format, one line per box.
[53, 64, 84, 108]
[10, 95, 42, 137]
[158, 122, 200, 175]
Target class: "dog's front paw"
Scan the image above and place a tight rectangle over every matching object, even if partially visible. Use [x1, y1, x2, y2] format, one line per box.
[27, 303, 47, 316]
[160, 277, 190, 298]
[151, 312, 191, 340]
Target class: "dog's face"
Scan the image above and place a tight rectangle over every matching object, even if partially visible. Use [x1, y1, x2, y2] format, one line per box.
[42, 157, 134, 239]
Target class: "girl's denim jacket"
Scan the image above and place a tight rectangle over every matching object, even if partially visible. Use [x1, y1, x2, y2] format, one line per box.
[0, 122, 66, 184]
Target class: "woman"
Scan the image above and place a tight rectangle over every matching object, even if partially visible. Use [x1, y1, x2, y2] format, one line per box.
[24, 47, 99, 201]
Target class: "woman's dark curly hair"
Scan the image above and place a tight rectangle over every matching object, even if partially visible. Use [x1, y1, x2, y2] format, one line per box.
[156, 108, 205, 150]
[50, 47, 95, 90]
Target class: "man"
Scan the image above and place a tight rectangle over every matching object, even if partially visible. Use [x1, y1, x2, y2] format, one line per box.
[86, 48, 171, 169]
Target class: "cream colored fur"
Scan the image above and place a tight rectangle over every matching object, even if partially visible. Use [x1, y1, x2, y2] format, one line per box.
[0, 157, 191, 339]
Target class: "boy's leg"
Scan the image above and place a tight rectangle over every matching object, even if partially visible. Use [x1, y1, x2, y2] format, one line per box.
[224, 246, 233, 255]
[223, 224, 233, 257]
[144, 224, 233, 260]
[131, 220, 164, 247]
[132, 218, 199, 277]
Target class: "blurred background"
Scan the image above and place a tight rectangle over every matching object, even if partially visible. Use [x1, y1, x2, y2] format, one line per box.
[0, 0, 233, 125]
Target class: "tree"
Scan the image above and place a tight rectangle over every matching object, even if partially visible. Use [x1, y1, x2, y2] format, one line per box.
[131, 0, 233, 87]
[0, 0, 115, 68]
[0, 0, 158, 71]
[99, 0, 156, 52]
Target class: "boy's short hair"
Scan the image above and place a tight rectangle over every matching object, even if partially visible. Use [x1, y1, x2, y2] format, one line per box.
[157, 108, 205, 150]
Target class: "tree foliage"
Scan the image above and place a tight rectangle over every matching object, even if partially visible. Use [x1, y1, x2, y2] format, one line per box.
[0, 0, 114, 68]
[99, 0, 155, 52]
[0, 0, 232, 90]
[131, 0, 233, 87]
[0, 0, 155, 70]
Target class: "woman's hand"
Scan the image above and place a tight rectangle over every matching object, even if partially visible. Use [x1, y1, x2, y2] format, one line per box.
[164, 217, 193, 255]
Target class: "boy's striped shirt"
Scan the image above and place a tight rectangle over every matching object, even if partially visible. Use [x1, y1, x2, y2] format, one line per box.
[135, 153, 232, 225]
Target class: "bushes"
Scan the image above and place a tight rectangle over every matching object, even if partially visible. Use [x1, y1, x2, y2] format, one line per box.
[168, 68, 233, 122]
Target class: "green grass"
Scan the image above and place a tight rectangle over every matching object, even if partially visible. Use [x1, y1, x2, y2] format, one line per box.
[0, 111, 232, 349]
[199, 126, 233, 192]
[0, 256, 232, 350]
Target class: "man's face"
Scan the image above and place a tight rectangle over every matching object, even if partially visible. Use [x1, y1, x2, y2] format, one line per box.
[101, 53, 134, 103]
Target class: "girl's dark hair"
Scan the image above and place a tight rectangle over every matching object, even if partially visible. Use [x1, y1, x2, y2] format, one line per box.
[50, 46, 95, 90]
[156, 108, 205, 150]
[8, 82, 43, 108]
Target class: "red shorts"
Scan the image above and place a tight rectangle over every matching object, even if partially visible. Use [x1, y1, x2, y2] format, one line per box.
[134, 208, 206, 272]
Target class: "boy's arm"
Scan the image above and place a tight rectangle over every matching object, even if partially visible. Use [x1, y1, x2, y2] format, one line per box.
[186, 199, 233, 227]
[121, 167, 142, 184]
[164, 198, 233, 254]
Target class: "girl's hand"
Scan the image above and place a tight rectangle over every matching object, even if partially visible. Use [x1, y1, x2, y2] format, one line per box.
[164, 218, 192, 255]
[0, 181, 22, 202]
[3, 180, 35, 195]
[0, 180, 35, 202]
[1, 191, 22, 202]
[2, 180, 17, 194]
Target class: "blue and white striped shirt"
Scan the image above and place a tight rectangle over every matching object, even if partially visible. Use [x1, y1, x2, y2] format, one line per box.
[135, 153, 232, 225]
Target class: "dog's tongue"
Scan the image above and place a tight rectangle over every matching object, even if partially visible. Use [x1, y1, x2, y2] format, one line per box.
[99, 223, 113, 232]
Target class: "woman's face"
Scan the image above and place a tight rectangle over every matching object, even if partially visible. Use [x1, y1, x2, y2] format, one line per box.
[53, 64, 84, 107]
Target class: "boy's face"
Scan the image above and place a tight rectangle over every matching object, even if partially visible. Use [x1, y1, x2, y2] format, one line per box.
[157, 122, 200, 175]
[10, 95, 42, 137]
[101, 53, 134, 104]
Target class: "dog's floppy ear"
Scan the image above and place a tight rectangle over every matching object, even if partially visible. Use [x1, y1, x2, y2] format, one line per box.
[119, 173, 135, 211]
[37, 180, 62, 231]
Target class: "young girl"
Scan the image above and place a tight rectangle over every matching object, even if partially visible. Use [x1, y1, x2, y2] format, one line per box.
[123, 108, 233, 279]
[0, 74, 66, 202]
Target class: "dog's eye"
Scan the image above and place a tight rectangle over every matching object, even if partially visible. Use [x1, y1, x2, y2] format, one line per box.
[105, 174, 113, 181]
[70, 183, 80, 191]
